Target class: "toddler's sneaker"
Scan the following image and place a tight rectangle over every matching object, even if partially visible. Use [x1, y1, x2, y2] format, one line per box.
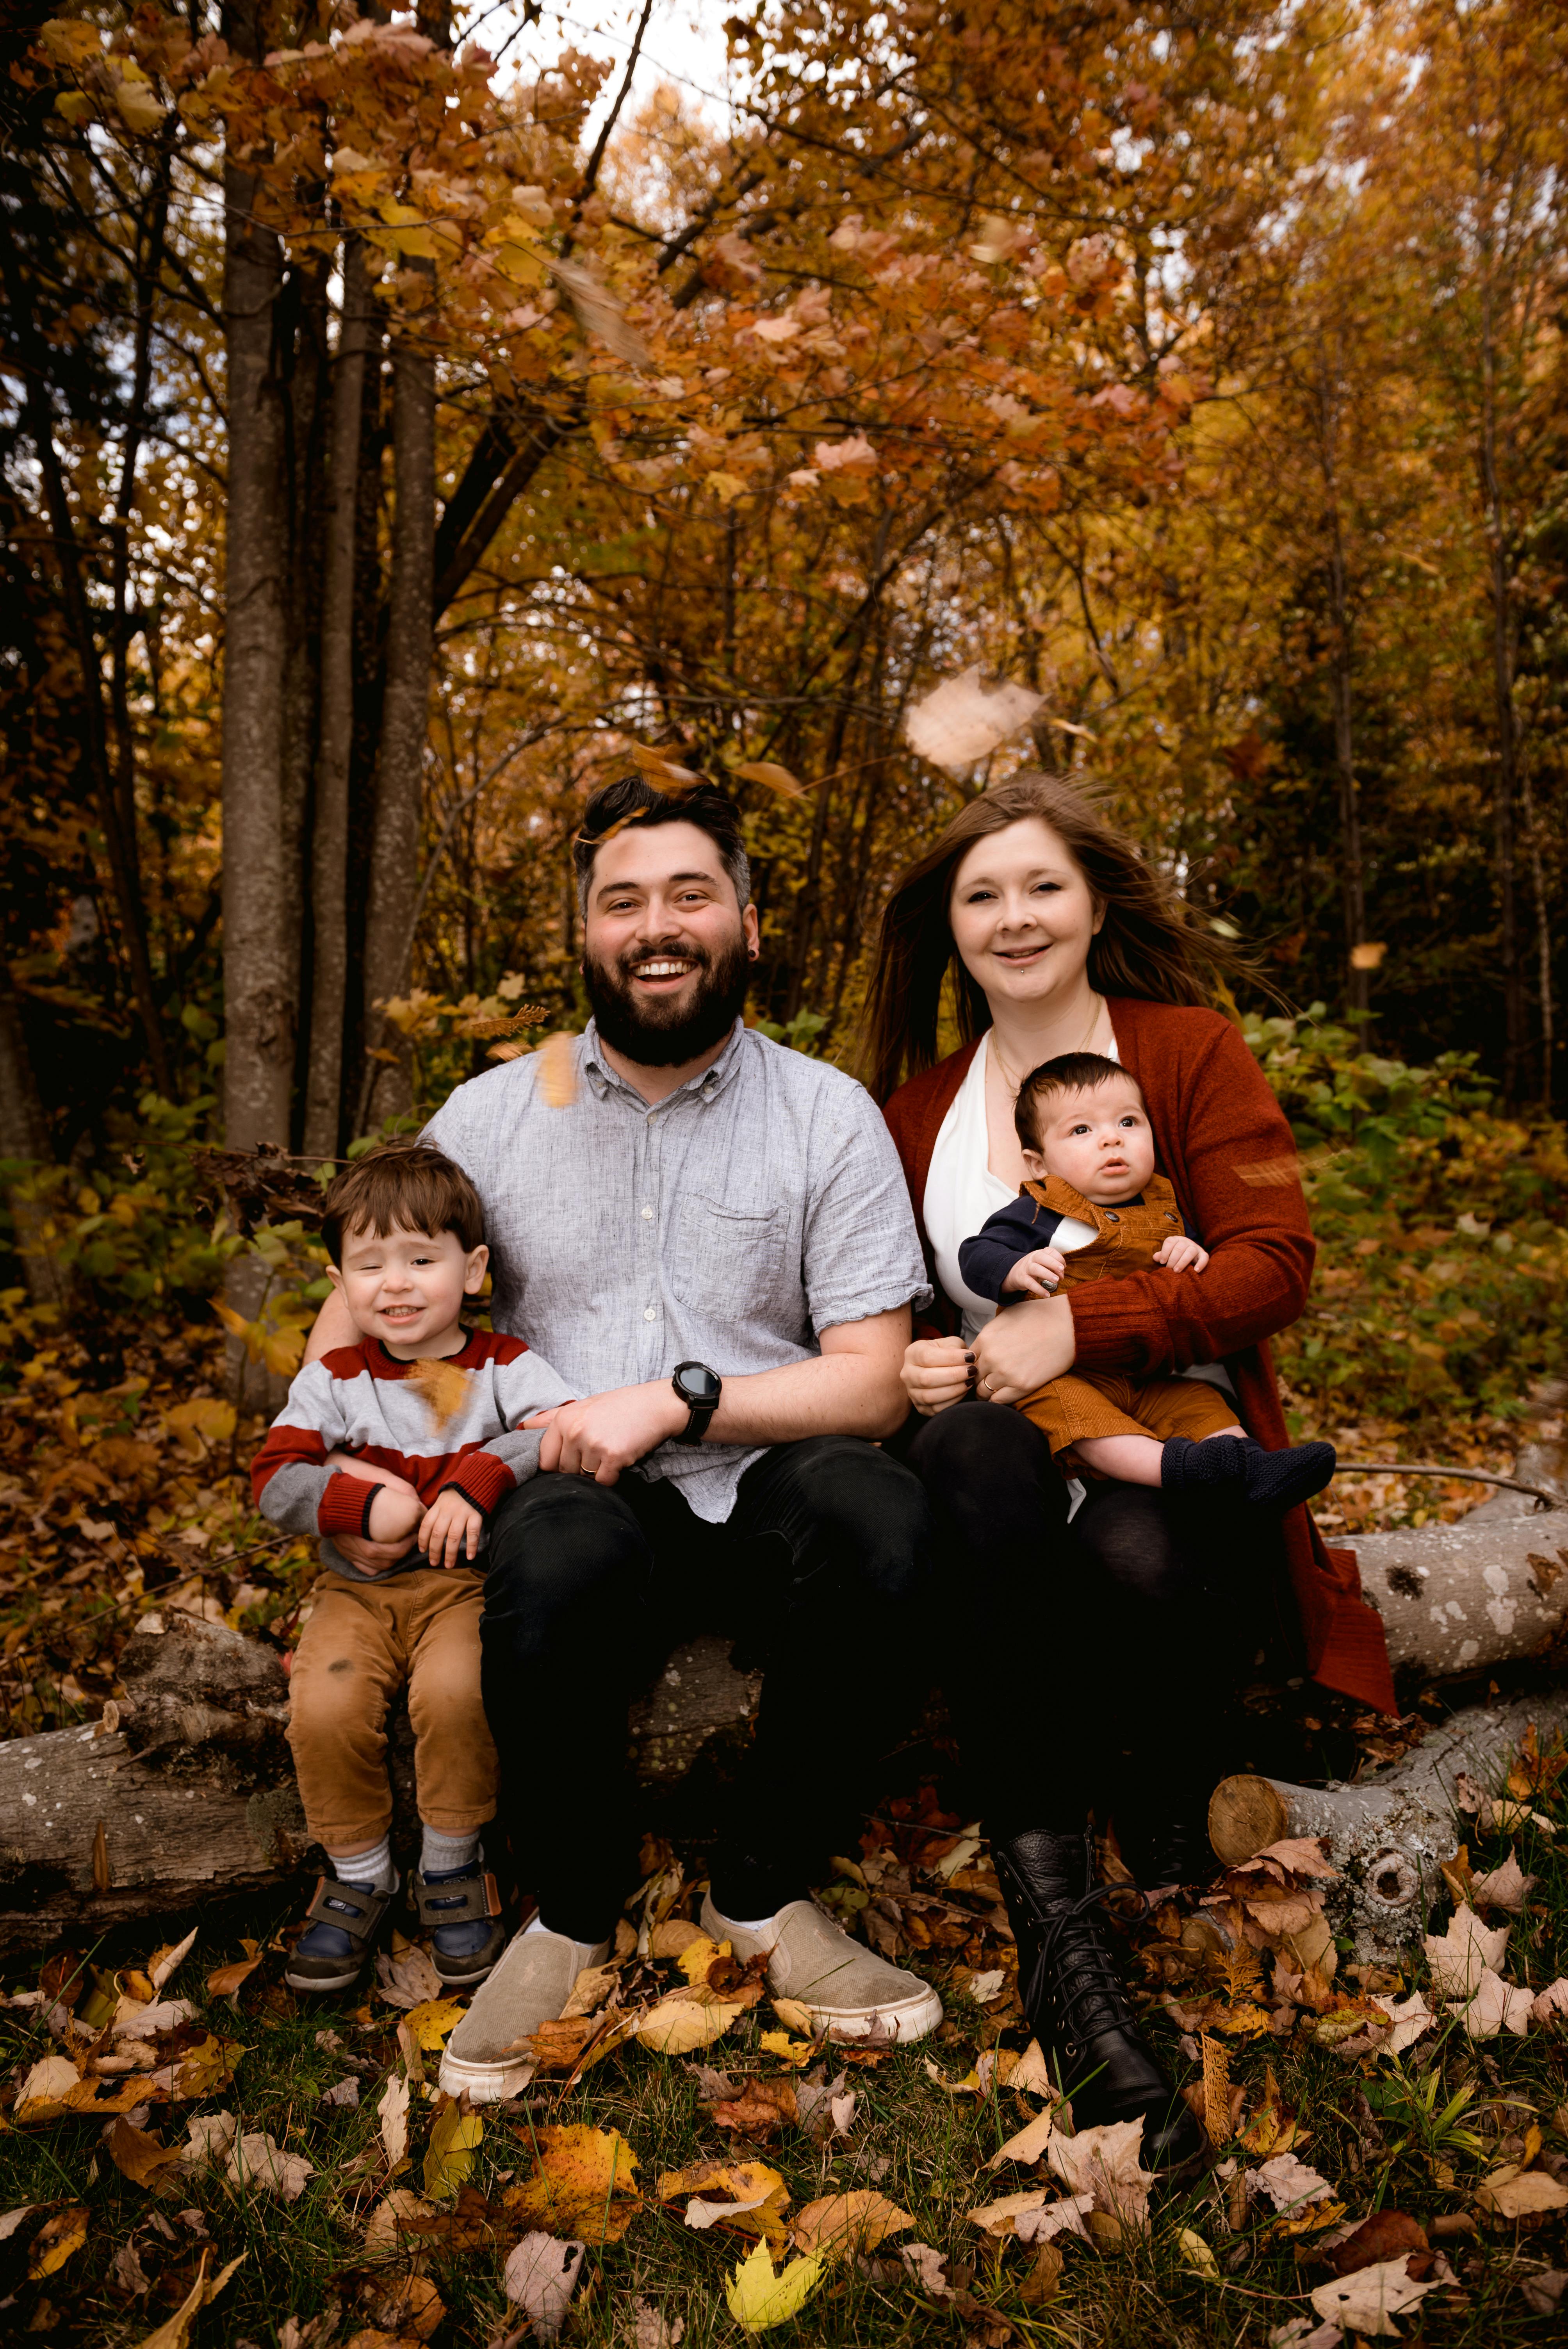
[286, 1872, 399, 1994]
[414, 1856, 507, 1990]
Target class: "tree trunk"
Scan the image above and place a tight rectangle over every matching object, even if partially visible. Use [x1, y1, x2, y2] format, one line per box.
[0, 975, 68, 1310]
[359, 309, 436, 1130]
[302, 237, 372, 1159]
[1477, 286, 1526, 1099]
[280, 244, 331, 1152]
[220, 0, 297, 1405]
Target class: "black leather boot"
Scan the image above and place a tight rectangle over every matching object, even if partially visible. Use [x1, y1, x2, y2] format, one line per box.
[993, 1828, 1205, 2174]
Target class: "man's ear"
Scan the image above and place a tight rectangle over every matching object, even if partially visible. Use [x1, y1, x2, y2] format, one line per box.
[743, 902, 761, 961]
[463, 1242, 490, 1296]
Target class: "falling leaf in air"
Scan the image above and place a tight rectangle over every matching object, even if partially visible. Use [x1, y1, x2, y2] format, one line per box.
[905, 665, 1045, 772]
[788, 2190, 912, 2261]
[537, 1031, 579, 1109]
[547, 257, 649, 362]
[406, 1356, 471, 1431]
[1309, 2253, 1441, 2334]
[1350, 941, 1387, 970]
[969, 211, 1031, 264]
[723, 2237, 827, 2333]
[631, 741, 704, 790]
[503, 2123, 641, 2244]
[734, 760, 807, 798]
[423, 2094, 483, 2201]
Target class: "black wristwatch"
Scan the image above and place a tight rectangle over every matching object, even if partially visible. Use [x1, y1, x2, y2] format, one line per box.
[671, 1360, 722, 1445]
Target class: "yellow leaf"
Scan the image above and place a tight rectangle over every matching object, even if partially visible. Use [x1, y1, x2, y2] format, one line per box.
[790, 2190, 912, 2261]
[537, 1031, 579, 1108]
[636, 1989, 751, 2055]
[113, 78, 167, 135]
[657, 2159, 789, 2246]
[724, 2237, 827, 2333]
[133, 2249, 244, 2349]
[494, 239, 549, 286]
[734, 761, 808, 799]
[168, 1394, 238, 1451]
[404, 1360, 471, 1432]
[706, 471, 749, 503]
[675, 1932, 723, 1984]
[770, 1996, 815, 2034]
[206, 1955, 263, 2001]
[1178, 2226, 1220, 2278]
[54, 90, 95, 123]
[403, 1996, 467, 2050]
[28, 2205, 87, 2278]
[630, 742, 704, 791]
[167, 2034, 242, 2101]
[758, 2029, 814, 2067]
[39, 20, 104, 68]
[422, 2094, 483, 2201]
[503, 2123, 641, 2244]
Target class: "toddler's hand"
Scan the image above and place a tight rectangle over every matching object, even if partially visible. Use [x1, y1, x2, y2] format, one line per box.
[1002, 1245, 1068, 1297]
[366, 1484, 423, 1545]
[1155, 1234, 1210, 1274]
[328, 1453, 423, 1509]
[419, 1488, 484, 1571]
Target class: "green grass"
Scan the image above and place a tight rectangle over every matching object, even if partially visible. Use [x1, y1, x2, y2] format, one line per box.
[4, 1783, 1568, 2349]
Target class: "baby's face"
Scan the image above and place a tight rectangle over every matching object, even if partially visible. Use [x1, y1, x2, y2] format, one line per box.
[1021, 1077, 1156, 1203]
[328, 1221, 488, 1358]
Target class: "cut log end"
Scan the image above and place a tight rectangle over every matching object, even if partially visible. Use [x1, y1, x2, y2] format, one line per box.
[1208, 1773, 1289, 1865]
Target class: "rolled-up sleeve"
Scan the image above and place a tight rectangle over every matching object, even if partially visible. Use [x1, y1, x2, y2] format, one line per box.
[802, 1089, 933, 1333]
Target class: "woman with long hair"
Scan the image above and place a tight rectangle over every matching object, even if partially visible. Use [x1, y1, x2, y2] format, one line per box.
[869, 772, 1393, 2167]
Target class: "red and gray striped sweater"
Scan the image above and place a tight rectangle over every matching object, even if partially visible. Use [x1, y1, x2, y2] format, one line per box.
[251, 1329, 574, 1579]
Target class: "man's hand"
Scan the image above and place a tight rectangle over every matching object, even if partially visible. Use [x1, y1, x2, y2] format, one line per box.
[969, 1292, 1077, 1406]
[1154, 1234, 1210, 1274]
[419, 1488, 483, 1570]
[1001, 1245, 1068, 1298]
[526, 1381, 688, 1483]
[900, 1335, 976, 1417]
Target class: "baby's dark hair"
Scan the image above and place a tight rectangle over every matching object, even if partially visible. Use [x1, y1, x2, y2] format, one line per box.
[320, 1143, 485, 1266]
[1013, 1050, 1146, 1152]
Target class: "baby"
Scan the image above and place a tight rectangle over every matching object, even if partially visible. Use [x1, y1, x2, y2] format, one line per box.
[958, 1051, 1335, 1511]
[252, 1142, 573, 1994]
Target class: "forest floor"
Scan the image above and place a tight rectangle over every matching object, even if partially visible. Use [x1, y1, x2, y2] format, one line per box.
[2, 1321, 1567, 2342]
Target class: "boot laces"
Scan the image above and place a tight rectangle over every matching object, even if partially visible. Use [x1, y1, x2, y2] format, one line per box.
[1024, 1883, 1140, 2047]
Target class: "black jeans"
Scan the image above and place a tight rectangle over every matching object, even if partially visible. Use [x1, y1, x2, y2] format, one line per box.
[481, 1437, 932, 1940]
[905, 1399, 1268, 1839]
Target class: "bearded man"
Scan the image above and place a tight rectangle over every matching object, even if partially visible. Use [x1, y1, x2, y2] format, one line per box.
[305, 773, 942, 2097]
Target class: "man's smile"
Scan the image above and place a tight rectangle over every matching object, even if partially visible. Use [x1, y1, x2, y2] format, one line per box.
[630, 955, 698, 984]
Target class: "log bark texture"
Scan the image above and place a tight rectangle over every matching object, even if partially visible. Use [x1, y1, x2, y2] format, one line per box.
[1353, 1494, 1568, 1676]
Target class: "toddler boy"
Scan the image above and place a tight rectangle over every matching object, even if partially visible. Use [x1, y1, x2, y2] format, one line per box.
[252, 1142, 572, 1993]
[959, 1052, 1334, 1510]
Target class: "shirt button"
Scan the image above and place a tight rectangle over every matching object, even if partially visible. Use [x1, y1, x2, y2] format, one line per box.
[641, 1206, 653, 1221]
[644, 1306, 657, 1321]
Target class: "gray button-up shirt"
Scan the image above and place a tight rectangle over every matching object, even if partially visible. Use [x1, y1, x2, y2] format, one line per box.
[422, 1018, 931, 1521]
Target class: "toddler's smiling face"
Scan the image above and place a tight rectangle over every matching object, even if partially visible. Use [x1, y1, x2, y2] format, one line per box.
[328, 1221, 488, 1359]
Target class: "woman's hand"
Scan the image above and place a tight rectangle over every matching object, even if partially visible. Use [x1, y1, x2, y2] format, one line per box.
[900, 1335, 976, 1417]
[969, 1293, 1076, 1406]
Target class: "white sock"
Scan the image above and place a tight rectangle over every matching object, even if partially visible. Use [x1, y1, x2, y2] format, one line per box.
[420, 1824, 480, 1877]
[326, 1832, 394, 1892]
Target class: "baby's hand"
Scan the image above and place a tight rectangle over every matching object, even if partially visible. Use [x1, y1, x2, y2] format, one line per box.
[1155, 1234, 1210, 1274]
[366, 1484, 423, 1545]
[1002, 1245, 1068, 1297]
[419, 1488, 483, 1571]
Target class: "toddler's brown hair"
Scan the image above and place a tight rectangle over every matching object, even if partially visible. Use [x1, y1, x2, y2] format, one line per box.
[320, 1143, 485, 1265]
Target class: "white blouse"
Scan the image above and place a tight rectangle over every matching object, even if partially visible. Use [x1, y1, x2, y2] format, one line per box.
[924, 1030, 1108, 1344]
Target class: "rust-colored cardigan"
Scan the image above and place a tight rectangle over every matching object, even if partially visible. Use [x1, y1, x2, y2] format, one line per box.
[881, 997, 1395, 1713]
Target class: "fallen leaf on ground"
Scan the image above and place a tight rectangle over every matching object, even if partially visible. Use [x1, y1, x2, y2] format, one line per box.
[968, 1969, 1006, 2003]
[504, 2124, 640, 2244]
[923, 2056, 980, 2094]
[502, 2234, 585, 2344]
[1424, 1905, 1509, 1998]
[757, 2030, 814, 2067]
[637, 1988, 753, 2055]
[15, 2055, 82, 2118]
[378, 2073, 411, 2167]
[794, 2069, 853, 2142]
[376, 1945, 444, 2009]
[1252, 1837, 1338, 1879]
[1374, 1991, 1435, 2054]
[901, 2241, 950, 2296]
[649, 1918, 707, 1960]
[361, 2272, 444, 2341]
[422, 2096, 482, 2201]
[1531, 1979, 1568, 2024]
[1246, 2152, 1336, 2212]
[225, 2131, 314, 2201]
[1048, 2117, 1153, 2225]
[631, 2297, 685, 2349]
[27, 2205, 87, 2278]
[789, 2190, 912, 2261]
[1009, 2039, 1057, 2098]
[184, 2111, 238, 2166]
[363, 2189, 434, 2257]
[1447, 1966, 1533, 2039]
[1475, 2168, 1568, 2220]
[401, 1997, 466, 2050]
[107, 2116, 181, 2188]
[148, 1928, 198, 1993]
[968, 2187, 1053, 2237]
[770, 1998, 815, 2035]
[321, 2075, 360, 2108]
[1310, 2253, 1441, 2335]
[1468, 1848, 1536, 1913]
[723, 2237, 827, 2333]
[1325, 2210, 1428, 2275]
[1178, 2226, 1220, 2278]
[709, 2077, 798, 2137]
[205, 1955, 262, 2001]
[134, 2249, 244, 2349]
[561, 1963, 622, 2021]
[657, 2159, 788, 2246]
[987, 2106, 1055, 2168]
[1015, 2193, 1094, 2244]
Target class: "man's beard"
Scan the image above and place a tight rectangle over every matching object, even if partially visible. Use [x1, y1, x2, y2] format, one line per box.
[584, 934, 751, 1068]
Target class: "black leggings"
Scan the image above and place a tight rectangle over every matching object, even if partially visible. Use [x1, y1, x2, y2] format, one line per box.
[481, 1437, 932, 1940]
[905, 1399, 1268, 1839]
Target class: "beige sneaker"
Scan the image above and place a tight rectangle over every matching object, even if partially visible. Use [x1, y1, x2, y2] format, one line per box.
[701, 1893, 942, 2042]
[437, 1924, 611, 2103]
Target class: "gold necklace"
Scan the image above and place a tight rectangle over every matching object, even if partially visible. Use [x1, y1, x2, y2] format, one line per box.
[988, 997, 1107, 1098]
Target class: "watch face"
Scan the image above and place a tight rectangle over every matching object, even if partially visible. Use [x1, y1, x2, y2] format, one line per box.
[678, 1364, 722, 1404]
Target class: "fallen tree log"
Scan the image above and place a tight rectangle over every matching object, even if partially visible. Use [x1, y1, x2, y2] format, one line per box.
[1210, 1688, 1568, 1962]
[1, 1495, 1561, 1958]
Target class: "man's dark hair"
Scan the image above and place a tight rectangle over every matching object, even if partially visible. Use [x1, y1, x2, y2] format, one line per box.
[573, 774, 751, 915]
[321, 1143, 485, 1265]
[1013, 1050, 1145, 1152]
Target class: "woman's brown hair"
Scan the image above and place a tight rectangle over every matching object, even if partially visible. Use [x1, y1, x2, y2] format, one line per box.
[862, 772, 1251, 1103]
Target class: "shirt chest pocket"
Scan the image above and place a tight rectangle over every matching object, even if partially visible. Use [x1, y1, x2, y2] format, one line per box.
[668, 1194, 787, 1321]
